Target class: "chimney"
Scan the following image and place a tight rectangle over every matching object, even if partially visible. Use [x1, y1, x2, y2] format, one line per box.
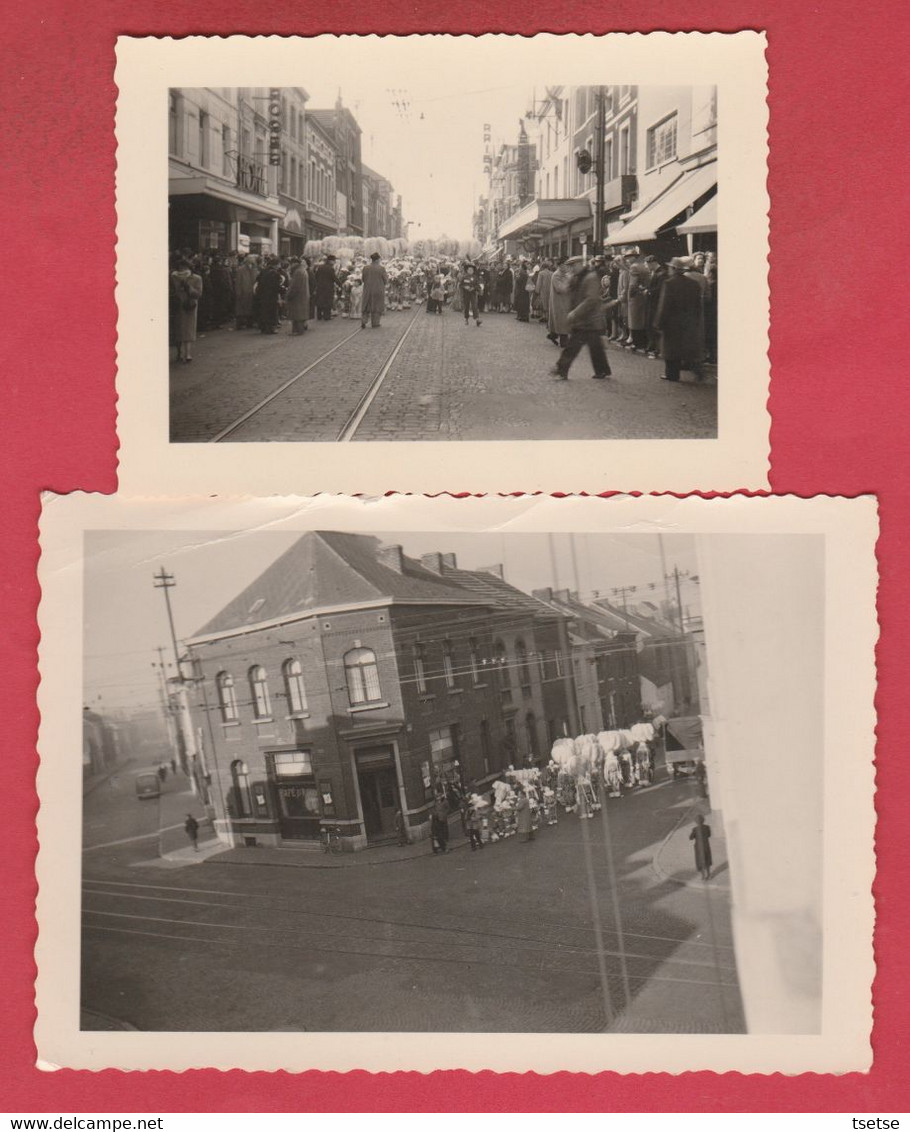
[378, 544, 405, 573]
[441, 553, 457, 570]
[420, 552, 445, 575]
[532, 587, 553, 602]
[478, 564, 504, 580]
[554, 588, 571, 603]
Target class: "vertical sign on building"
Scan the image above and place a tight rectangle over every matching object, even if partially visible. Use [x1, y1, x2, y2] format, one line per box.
[268, 88, 282, 166]
[482, 123, 492, 183]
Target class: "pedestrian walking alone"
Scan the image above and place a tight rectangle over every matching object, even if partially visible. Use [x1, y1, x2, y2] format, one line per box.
[551, 259, 615, 382]
[360, 252, 388, 328]
[460, 264, 482, 326]
[184, 813, 200, 852]
[689, 813, 712, 880]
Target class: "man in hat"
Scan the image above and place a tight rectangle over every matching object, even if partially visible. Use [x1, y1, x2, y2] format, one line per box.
[644, 255, 667, 358]
[654, 257, 705, 381]
[314, 254, 338, 321]
[360, 252, 388, 328]
[550, 258, 615, 382]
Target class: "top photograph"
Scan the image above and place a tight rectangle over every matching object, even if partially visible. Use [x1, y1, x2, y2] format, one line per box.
[116, 34, 768, 494]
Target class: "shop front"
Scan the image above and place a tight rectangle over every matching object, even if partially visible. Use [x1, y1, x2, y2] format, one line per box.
[606, 161, 717, 258]
[168, 172, 284, 255]
[268, 749, 321, 842]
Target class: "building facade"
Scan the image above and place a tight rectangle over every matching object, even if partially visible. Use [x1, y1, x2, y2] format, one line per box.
[606, 85, 718, 257]
[168, 87, 287, 256]
[307, 98, 364, 237]
[275, 88, 310, 257]
[184, 533, 575, 853]
[304, 113, 339, 241]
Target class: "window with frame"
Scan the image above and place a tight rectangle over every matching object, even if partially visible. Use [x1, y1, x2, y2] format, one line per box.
[282, 658, 308, 715]
[198, 110, 210, 169]
[575, 87, 587, 122]
[516, 639, 532, 696]
[647, 113, 678, 169]
[442, 640, 456, 689]
[168, 92, 180, 156]
[222, 125, 233, 179]
[230, 759, 252, 817]
[620, 125, 631, 175]
[272, 749, 313, 777]
[216, 671, 238, 723]
[249, 665, 271, 719]
[468, 638, 482, 685]
[414, 644, 428, 694]
[480, 719, 491, 775]
[344, 647, 382, 706]
[429, 725, 458, 768]
[554, 650, 564, 678]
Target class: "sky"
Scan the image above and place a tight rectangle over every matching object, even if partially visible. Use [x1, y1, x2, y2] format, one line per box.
[83, 530, 698, 716]
[304, 79, 530, 241]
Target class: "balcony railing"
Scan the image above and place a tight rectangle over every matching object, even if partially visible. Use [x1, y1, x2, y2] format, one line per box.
[236, 157, 270, 198]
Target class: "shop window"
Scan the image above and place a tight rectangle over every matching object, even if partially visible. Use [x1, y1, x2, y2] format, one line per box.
[344, 647, 382, 706]
[248, 665, 271, 719]
[443, 640, 456, 689]
[230, 759, 252, 818]
[216, 671, 238, 723]
[429, 725, 461, 795]
[282, 658, 307, 715]
[647, 113, 678, 169]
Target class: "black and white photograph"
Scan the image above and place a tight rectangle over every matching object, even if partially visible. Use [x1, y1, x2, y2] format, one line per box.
[36, 494, 875, 1074]
[166, 81, 720, 444]
[115, 34, 769, 495]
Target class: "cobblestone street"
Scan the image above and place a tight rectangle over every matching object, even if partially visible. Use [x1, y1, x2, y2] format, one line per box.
[170, 310, 718, 443]
[82, 774, 742, 1034]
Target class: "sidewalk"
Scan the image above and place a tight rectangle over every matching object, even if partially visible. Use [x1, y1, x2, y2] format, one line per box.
[652, 796, 731, 891]
[205, 815, 470, 871]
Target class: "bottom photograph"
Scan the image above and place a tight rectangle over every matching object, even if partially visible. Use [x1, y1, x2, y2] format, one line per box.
[36, 493, 876, 1074]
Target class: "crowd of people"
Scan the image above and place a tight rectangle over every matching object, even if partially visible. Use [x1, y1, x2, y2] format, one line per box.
[169, 244, 717, 383]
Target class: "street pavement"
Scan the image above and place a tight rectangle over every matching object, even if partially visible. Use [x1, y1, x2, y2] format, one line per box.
[170, 309, 717, 443]
[81, 773, 743, 1034]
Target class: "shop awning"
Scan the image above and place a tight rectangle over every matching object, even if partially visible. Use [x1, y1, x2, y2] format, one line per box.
[605, 163, 717, 245]
[677, 193, 717, 235]
[169, 174, 286, 221]
[498, 198, 592, 240]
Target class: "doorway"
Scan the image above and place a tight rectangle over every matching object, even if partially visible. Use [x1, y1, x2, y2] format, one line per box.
[355, 746, 399, 842]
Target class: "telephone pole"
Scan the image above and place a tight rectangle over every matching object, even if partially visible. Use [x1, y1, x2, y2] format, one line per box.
[594, 86, 607, 254]
[153, 567, 182, 674]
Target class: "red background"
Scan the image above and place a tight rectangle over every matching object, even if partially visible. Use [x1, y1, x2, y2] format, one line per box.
[2, 0, 908, 1113]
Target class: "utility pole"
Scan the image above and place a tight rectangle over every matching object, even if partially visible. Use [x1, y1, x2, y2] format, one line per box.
[594, 86, 607, 254]
[611, 584, 637, 630]
[153, 567, 182, 675]
[673, 566, 686, 633]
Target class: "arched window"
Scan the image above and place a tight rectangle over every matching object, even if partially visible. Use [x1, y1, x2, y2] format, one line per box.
[282, 658, 307, 714]
[230, 759, 251, 818]
[344, 647, 382, 706]
[468, 637, 482, 685]
[248, 665, 271, 719]
[442, 640, 456, 689]
[216, 671, 238, 723]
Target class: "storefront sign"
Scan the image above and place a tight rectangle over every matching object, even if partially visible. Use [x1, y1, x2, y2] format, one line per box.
[268, 88, 282, 166]
[319, 778, 335, 816]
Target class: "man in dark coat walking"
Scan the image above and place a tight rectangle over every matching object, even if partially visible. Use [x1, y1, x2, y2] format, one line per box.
[314, 255, 338, 321]
[654, 257, 705, 381]
[255, 256, 283, 334]
[551, 259, 615, 382]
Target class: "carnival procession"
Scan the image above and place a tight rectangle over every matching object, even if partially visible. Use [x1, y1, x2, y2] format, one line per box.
[433, 721, 664, 853]
[168, 84, 718, 443]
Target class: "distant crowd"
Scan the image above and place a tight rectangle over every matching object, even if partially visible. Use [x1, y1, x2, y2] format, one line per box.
[169, 245, 717, 383]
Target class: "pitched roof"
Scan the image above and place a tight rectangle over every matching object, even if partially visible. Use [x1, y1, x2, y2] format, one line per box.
[442, 566, 559, 619]
[191, 531, 487, 639]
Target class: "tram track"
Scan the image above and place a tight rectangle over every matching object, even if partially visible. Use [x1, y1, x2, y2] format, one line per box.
[208, 307, 423, 444]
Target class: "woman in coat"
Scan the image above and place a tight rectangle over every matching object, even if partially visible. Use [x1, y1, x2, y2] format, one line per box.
[513, 262, 530, 322]
[285, 259, 310, 335]
[170, 257, 204, 363]
[625, 262, 650, 351]
[689, 813, 712, 880]
[233, 255, 259, 329]
[495, 264, 513, 312]
[547, 258, 575, 347]
[515, 787, 534, 842]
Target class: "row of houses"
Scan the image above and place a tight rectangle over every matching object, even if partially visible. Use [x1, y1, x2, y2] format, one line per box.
[175, 532, 699, 851]
[168, 89, 405, 259]
[474, 85, 717, 261]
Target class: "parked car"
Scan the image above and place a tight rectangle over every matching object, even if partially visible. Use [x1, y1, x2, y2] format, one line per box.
[135, 771, 161, 800]
[661, 716, 705, 778]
